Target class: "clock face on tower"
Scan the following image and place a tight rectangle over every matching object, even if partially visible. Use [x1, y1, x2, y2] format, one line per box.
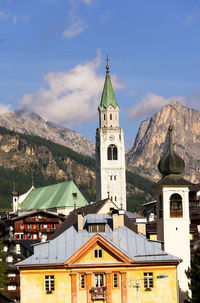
[109, 135, 115, 141]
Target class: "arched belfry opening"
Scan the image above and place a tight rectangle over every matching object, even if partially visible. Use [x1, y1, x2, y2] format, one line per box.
[107, 144, 118, 160]
[170, 193, 183, 218]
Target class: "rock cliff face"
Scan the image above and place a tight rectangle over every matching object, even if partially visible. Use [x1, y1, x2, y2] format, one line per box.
[0, 110, 95, 157]
[126, 101, 200, 183]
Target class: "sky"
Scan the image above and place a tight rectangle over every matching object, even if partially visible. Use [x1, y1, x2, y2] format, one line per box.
[0, 0, 200, 148]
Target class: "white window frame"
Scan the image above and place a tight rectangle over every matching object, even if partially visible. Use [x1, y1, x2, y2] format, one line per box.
[113, 273, 118, 288]
[45, 275, 55, 291]
[94, 274, 104, 287]
[80, 274, 85, 289]
[94, 249, 102, 258]
[143, 272, 153, 288]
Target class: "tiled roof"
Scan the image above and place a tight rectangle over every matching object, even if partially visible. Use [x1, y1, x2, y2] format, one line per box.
[20, 181, 88, 211]
[18, 214, 181, 266]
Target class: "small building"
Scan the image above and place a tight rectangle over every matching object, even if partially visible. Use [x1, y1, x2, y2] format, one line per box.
[18, 211, 180, 303]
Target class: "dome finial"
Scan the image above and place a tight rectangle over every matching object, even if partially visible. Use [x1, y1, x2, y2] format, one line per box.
[168, 124, 173, 149]
[105, 54, 110, 73]
[158, 126, 185, 176]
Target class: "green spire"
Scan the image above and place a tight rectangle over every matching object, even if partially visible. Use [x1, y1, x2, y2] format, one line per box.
[100, 65, 118, 109]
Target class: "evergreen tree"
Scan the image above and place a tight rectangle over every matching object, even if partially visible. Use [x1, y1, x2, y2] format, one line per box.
[0, 235, 7, 290]
[185, 248, 200, 303]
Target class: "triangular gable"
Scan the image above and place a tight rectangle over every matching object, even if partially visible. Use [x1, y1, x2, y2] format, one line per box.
[65, 234, 132, 267]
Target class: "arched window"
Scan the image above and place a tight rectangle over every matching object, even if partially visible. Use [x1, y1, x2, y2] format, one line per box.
[170, 193, 183, 218]
[107, 144, 118, 160]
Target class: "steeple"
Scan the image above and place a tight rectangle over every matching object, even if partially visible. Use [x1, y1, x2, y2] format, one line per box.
[96, 61, 126, 209]
[158, 126, 185, 176]
[99, 63, 118, 109]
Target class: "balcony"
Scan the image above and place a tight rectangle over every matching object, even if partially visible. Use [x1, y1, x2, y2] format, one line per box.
[24, 218, 60, 223]
[91, 287, 107, 301]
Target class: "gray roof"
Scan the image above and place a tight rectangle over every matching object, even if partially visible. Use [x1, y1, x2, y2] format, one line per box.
[17, 214, 181, 266]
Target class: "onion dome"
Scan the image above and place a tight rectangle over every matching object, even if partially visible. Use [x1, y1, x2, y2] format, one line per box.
[158, 126, 185, 176]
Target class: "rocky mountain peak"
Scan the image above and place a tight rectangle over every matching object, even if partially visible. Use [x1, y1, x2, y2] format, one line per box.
[126, 101, 200, 183]
[0, 110, 95, 157]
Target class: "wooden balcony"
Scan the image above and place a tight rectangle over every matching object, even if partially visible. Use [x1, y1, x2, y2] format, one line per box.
[24, 217, 60, 223]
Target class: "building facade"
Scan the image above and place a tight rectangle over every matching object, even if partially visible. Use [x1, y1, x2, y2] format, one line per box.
[18, 211, 180, 303]
[96, 64, 126, 209]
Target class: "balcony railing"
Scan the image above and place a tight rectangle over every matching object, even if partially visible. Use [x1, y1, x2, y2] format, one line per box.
[24, 218, 60, 223]
[91, 287, 107, 301]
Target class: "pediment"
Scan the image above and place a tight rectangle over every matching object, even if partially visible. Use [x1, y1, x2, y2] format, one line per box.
[65, 234, 132, 266]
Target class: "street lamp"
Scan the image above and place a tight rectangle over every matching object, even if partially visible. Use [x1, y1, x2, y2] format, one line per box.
[128, 274, 168, 303]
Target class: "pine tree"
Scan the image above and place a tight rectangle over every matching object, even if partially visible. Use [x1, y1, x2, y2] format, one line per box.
[0, 235, 7, 290]
[185, 248, 200, 303]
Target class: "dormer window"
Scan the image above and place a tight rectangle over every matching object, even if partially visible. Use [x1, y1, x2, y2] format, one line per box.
[72, 193, 77, 198]
[89, 224, 105, 233]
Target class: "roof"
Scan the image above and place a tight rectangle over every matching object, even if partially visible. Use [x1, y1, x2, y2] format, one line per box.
[50, 198, 121, 239]
[125, 210, 144, 219]
[0, 293, 13, 303]
[155, 174, 193, 187]
[17, 214, 181, 267]
[99, 70, 118, 109]
[11, 210, 66, 221]
[19, 181, 88, 211]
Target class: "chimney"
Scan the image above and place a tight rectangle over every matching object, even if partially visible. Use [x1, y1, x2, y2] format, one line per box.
[136, 217, 147, 236]
[112, 209, 119, 230]
[118, 209, 124, 227]
[77, 212, 84, 231]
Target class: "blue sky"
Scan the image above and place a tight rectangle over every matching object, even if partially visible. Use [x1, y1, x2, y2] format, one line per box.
[0, 0, 200, 147]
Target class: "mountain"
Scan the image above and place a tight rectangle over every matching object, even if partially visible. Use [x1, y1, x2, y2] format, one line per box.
[0, 126, 154, 212]
[126, 101, 200, 183]
[0, 110, 95, 157]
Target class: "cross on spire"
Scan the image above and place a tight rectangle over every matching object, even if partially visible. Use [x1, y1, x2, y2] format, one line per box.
[105, 54, 110, 73]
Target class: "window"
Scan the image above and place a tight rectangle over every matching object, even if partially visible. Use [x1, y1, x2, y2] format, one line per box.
[115, 196, 117, 202]
[107, 144, 118, 160]
[114, 175, 116, 181]
[45, 275, 55, 291]
[80, 274, 85, 289]
[113, 273, 118, 288]
[170, 193, 183, 218]
[110, 114, 112, 120]
[94, 249, 102, 258]
[143, 273, 153, 289]
[89, 224, 105, 233]
[94, 274, 104, 287]
[104, 114, 106, 120]
[110, 176, 112, 181]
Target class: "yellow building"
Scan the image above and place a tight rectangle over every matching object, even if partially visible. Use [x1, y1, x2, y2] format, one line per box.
[18, 210, 180, 303]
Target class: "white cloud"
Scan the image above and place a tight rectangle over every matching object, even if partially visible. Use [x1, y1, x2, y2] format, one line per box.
[129, 93, 186, 120]
[63, 11, 86, 39]
[63, 18, 85, 39]
[0, 10, 10, 19]
[0, 103, 12, 114]
[0, 10, 28, 24]
[20, 51, 124, 126]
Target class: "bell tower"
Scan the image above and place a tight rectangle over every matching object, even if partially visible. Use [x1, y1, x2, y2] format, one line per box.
[96, 62, 126, 209]
[155, 127, 191, 302]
